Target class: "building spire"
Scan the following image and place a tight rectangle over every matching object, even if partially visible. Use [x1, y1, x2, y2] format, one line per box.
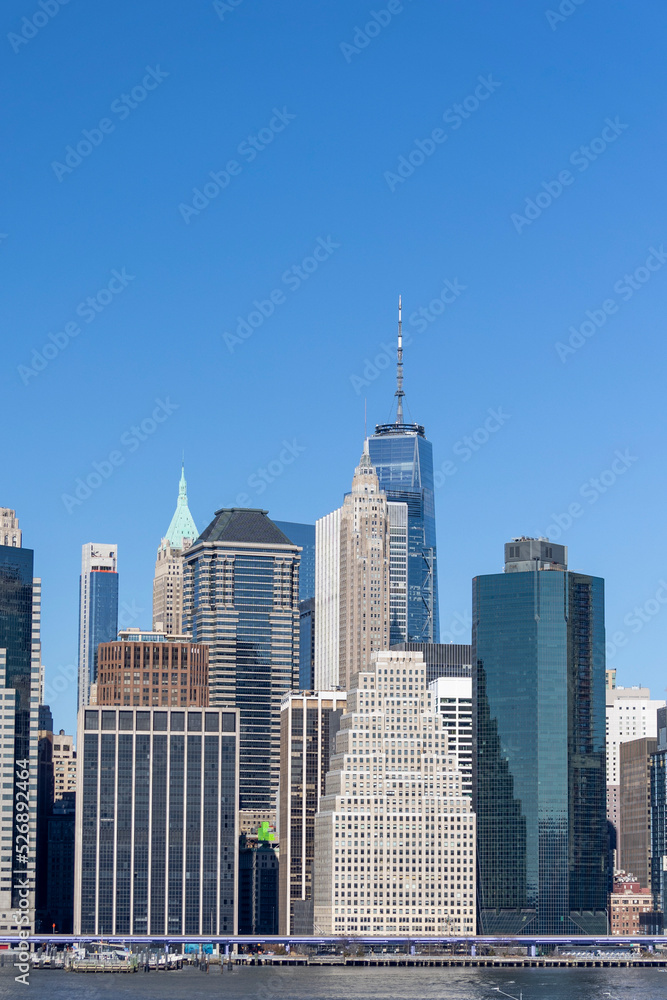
[164, 462, 198, 548]
[395, 295, 404, 424]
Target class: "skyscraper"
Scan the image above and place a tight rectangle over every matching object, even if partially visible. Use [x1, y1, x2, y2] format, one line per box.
[183, 508, 300, 812]
[274, 522, 316, 690]
[313, 649, 476, 936]
[77, 543, 118, 710]
[315, 443, 403, 691]
[0, 513, 40, 933]
[74, 706, 239, 936]
[153, 464, 198, 635]
[606, 686, 664, 838]
[278, 690, 346, 934]
[473, 537, 608, 935]
[96, 629, 209, 707]
[367, 299, 439, 642]
[619, 736, 656, 889]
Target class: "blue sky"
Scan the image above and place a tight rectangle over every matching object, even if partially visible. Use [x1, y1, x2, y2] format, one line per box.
[3, 0, 667, 735]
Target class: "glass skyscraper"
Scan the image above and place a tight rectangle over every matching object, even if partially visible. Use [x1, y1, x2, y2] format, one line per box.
[368, 423, 438, 642]
[473, 537, 608, 935]
[78, 544, 118, 710]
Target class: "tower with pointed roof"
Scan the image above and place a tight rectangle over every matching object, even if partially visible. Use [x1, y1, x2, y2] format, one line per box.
[315, 442, 404, 691]
[152, 465, 198, 635]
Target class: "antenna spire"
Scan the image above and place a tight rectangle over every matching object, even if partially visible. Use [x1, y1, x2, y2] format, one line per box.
[395, 295, 404, 424]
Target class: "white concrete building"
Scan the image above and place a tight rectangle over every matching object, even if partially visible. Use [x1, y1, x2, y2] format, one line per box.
[314, 508, 341, 691]
[313, 649, 475, 936]
[429, 676, 473, 797]
[606, 686, 665, 832]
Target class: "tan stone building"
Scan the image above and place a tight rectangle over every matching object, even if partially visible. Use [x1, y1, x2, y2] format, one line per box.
[313, 650, 475, 937]
[153, 465, 198, 635]
[315, 443, 393, 691]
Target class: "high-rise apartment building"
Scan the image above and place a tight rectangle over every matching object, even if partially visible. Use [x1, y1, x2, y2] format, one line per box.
[429, 676, 473, 797]
[606, 686, 665, 835]
[78, 543, 118, 711]
[619, 737, 657, 889]
[74, 706, 239, 936]
[153, 465, 198, 635]
[96, 629, 208, 707]
[278, 690, 346, 934]
[313, 650, 476, 936]
[183, 508, 300, 812]
[315, 444, 402, 691]
[366, 300, 439, 642]
[473, 537, 608, 934]
[0, 513, 41, 934]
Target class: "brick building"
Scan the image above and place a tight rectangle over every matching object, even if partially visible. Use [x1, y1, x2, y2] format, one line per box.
[96, 629, 208, 707]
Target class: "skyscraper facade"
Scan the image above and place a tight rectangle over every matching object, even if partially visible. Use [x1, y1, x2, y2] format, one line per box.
[429, 675, 473, 797]
[278, 690, 346, 934]
[78, 543, 118, 710]
[391, 642, 471, 685]
[96, 629, 208, 707]
[619, 736, 656, 889]
[650, 707, 667, 920]
[313, 650, 476, 936]
[315, 444, 400, 691]
[275, 522, 316, 690]
[0, 516, 40, 933]
[606, 686, 664, 837]
[183, 508, 300, 812]
[473, 537, 608, 935]
[153, 465, 198, 635]
[74, 706, 239, 936]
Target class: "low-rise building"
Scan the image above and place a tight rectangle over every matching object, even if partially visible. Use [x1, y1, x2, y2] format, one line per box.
[609, 873, 653, 935]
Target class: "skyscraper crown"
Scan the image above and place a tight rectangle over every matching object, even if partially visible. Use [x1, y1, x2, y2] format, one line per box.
[163, 464, 198, 548]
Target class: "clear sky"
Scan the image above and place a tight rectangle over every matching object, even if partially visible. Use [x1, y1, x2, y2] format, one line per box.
[3, 0, 667, 736]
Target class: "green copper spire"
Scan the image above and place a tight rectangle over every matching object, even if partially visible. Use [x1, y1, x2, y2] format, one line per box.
[164, 463, 198, 548]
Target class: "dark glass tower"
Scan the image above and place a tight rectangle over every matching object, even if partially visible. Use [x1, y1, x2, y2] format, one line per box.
[367, 299, 439, 641]
[183, 509, 300, 811]
[78, 544, 118, 710]
[473, 537, 608, 935]
[651, 707, 667, 921]
[0, 542, 35, 910]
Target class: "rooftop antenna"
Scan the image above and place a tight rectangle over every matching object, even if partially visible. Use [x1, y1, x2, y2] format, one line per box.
[395, 295, 404, 424]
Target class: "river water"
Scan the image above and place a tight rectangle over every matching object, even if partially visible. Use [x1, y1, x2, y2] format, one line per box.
[1, 965, 665, 1000]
